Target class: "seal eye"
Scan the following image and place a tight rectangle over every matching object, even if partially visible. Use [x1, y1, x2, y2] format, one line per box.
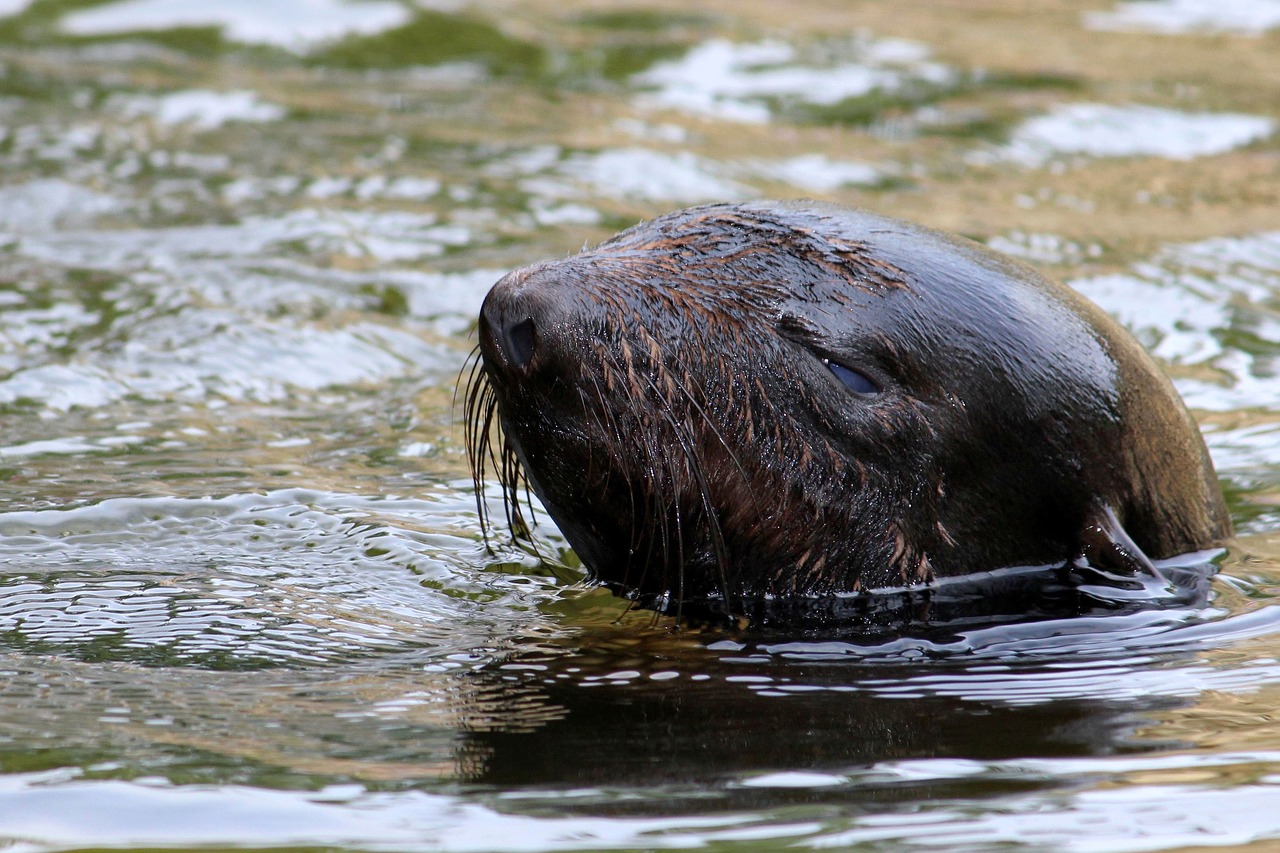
[824, 358, 879, 395]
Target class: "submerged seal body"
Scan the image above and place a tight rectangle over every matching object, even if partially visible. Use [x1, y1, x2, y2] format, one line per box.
[467, 201, 1230, 611]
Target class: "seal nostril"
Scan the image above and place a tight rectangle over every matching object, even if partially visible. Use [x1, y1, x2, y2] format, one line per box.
[506, 318, 536, 369]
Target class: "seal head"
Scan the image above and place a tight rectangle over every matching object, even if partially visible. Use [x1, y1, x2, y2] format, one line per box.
[467, 201, 1230, 610]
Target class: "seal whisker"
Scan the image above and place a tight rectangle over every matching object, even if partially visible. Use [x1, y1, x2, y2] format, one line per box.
[501, 435, 533, 542]
[656, 430, 684, 621]
[462, 354, 536, 552]
[636, 381, 674, 611]
[461, 353, 498, 547]
[579, 363, 659, 623]
[662, 347, 763, 521]
[641, 372, 734, 613]
[594, 343, 673, 613]
[454, 343, 484, 413]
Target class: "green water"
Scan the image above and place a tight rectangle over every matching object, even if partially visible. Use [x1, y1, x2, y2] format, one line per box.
[1, 1, 1280, 850]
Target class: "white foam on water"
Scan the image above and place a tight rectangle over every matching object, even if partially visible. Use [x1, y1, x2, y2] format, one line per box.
[0, 320, 443, 411]
[1, 198, 491, 413]
[0, 490, 524, 663]
[1182, 334, 1280, 413]
[536, 147, 749, 203]
[740, 771, 847, 789]
[6, 121, 103, 163]
[483, 144, 563, 179]
[391, 268, 506, 321]
[529, 201, 601, 227]
[755, 154, 883, 192]
[0, 0, 32, 16]
[16, 208, 472, 269]
[112, 89, 286, 130]
[0, 179, 128, 232]
[808, 777, 1280, 852]
[994, 103, 1274, 165]
[986, 231, 1102, 266]
[1069, 230, 1280, 414]
[6, 762, 1280, 852]
[0, 774, 767, 853]
[1086, 0, 1280, 35]
[220, 175, 304, 204]
[867, 656, 1280, 707]
[0, 436, 102, 458]
[2, 205, 485, 412]
[1071, 272, 1228, 364]
[59, 0, 412, 52]
[0, 303, 99, 376]
[1203, 421, 1280, 472]
[613, 117, 689, 143]
[633, 37, 952, 124]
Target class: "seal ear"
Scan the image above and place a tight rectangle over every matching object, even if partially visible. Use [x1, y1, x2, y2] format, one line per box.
[1079, 502, 1164, 579]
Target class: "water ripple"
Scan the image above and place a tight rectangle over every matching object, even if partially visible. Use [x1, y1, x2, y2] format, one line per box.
[6, 758, 1280, 852]
[0, 490, 565, 668]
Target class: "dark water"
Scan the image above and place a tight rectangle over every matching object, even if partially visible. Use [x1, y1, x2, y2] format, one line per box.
[1, 1, 1280, 849]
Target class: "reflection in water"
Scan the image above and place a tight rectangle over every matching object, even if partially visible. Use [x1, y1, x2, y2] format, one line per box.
[7, 591, 1280, 851]
[0, 0, 1277, 849]
[452, 556, 1280, 790]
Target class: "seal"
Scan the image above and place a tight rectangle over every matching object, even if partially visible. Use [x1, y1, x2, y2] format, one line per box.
[465, 201, 1231, 615]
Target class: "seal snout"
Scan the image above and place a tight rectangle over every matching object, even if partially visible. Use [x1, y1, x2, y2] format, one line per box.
[480, 305, 537, 373]
[479, 268, 566, 375]
[502, 317, 536, 370]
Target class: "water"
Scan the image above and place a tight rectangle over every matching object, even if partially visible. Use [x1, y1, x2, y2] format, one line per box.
[0, 1, 1278, 850]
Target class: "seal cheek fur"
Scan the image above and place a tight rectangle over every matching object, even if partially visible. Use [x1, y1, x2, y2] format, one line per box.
[466, 201, 1231, 611]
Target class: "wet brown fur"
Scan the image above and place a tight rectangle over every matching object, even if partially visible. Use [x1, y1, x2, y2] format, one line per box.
[466, 202, 1231, 613]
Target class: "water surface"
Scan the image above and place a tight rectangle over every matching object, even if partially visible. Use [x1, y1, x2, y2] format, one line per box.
[1, 1, 1279, 850]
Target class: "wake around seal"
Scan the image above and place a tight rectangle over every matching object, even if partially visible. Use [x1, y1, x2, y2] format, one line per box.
[465, 201, 1231, 616]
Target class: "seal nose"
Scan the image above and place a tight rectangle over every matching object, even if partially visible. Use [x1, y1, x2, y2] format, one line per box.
[502, 317, 536, 370]
[479, 267, 561, 374]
